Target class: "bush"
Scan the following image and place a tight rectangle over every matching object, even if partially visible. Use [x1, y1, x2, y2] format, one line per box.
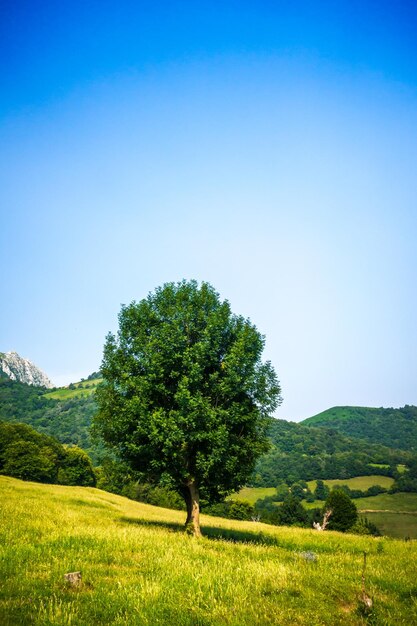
[350, 516, 381, 536]
[132, 482, 185, 510]
[58, 446, 96, 486]
[2, 439, 59, 483]
[228, 500, 254, 520]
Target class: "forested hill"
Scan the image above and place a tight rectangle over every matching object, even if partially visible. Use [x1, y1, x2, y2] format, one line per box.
[252, 418, 412, 486]
[0, 376, 101, 461]
[301, 405, 417, 452]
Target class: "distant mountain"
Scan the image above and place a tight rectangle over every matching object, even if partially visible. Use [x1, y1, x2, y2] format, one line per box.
[0, 352, 53, 388]
[301, 405, 417, 453]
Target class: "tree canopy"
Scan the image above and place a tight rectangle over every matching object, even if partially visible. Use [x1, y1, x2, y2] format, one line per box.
[325, 489, 358, 532]
[94, 280, 281, 535]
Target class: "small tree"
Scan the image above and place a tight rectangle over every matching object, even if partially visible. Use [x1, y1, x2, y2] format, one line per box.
[314, 479, 329, 501]
[279, 494, 309, 526]
[325, 489, 358, 532]
[94, 280, 281, 536]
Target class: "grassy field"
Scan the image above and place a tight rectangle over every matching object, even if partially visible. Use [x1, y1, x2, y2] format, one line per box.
[306, 475, 395, 491]
[228, 487, 276, 504]
[355, 492, 417, 513]
[44, 379, 102, 401]
[1, 477, 417, 625]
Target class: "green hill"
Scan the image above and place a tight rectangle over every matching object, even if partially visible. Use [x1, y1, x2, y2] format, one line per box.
[301, 405, 417, 452]
[0, 377, 101, 460]
[1, 475, 416, 625]
[253, 418, 411, 486]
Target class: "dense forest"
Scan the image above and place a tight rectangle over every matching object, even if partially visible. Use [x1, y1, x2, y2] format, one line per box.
[302, 405, 417, 452]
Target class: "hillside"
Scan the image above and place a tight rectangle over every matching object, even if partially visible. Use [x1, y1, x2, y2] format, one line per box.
[0, 377, 101, 460]
[253, 418, 411, 486]
[1, 476, 416, 625]
[301, 405, 417, 452]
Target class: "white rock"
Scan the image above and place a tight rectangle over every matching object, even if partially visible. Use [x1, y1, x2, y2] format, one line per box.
[0, 351, 53, 388]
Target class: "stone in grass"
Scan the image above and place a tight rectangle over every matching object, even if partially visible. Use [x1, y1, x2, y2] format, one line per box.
[299, 551, 317, 562]
[64, 571, 82, 587]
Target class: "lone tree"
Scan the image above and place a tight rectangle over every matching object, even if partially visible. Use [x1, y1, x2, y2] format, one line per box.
[94, 280, 281, 536]
[325, 489, 358, 532]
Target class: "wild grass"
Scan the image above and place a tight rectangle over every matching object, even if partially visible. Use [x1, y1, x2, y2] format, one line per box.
[1, 476, 416, 625]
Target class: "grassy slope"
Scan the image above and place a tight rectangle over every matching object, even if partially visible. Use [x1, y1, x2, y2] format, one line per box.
[1, 477, 416, 626]
[43, 378, 103, 401]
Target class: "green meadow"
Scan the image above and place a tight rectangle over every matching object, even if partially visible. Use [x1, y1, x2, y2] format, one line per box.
[43, 379, 102, 401]
[228, 487, 276, 504]
[1, 476, 417, 625]
[306, 476, 395, 491]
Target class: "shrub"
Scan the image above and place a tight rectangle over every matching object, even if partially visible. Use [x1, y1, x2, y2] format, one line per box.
[58, 446, 96, 486]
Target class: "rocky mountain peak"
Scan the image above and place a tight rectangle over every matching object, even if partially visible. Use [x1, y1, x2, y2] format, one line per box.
[0, 351, 53, 388]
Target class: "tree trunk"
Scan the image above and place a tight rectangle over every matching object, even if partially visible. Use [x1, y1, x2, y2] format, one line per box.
[184, 479, 202, 537]
[183, 486, 192, 526]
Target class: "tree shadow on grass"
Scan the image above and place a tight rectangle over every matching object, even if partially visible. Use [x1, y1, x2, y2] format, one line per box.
[119, 516, 282, 547]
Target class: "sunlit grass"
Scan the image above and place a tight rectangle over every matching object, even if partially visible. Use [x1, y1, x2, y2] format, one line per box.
[228, 486, 276, 504]
[1, 476, 416, 625]
[43, 379, 102, 401]
[307, 475, 394, 491]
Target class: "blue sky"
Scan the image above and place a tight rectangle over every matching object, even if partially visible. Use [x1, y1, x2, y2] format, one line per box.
[1, 1, 416, 420]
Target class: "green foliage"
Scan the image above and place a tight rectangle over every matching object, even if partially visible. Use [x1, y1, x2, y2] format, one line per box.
[325, 489, 358, 532]
[2, 439, 59, 483]
[278, 494, 309, 526]
[391, 458, 417, 493]
[57, 446, 96, 487]
[95, 457, 136, 494]
[0, 421, 95, 487]
[350, 516, 381, 536]
[275, 481, 290, 501]
[0, 422, 63, 483]
[94, 280, 281, 512]
[302, 405, 417, 452]
[314, 479, 330, 500]
[290, 482, 306, 501]
[131, 482, 185, 510]
[253, 417, 412, 486]
[228, 500, 255, 520]
[0, 377, 102, 461]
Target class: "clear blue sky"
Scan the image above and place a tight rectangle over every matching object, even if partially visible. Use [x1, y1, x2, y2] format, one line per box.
[1, 1, 416, 420]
